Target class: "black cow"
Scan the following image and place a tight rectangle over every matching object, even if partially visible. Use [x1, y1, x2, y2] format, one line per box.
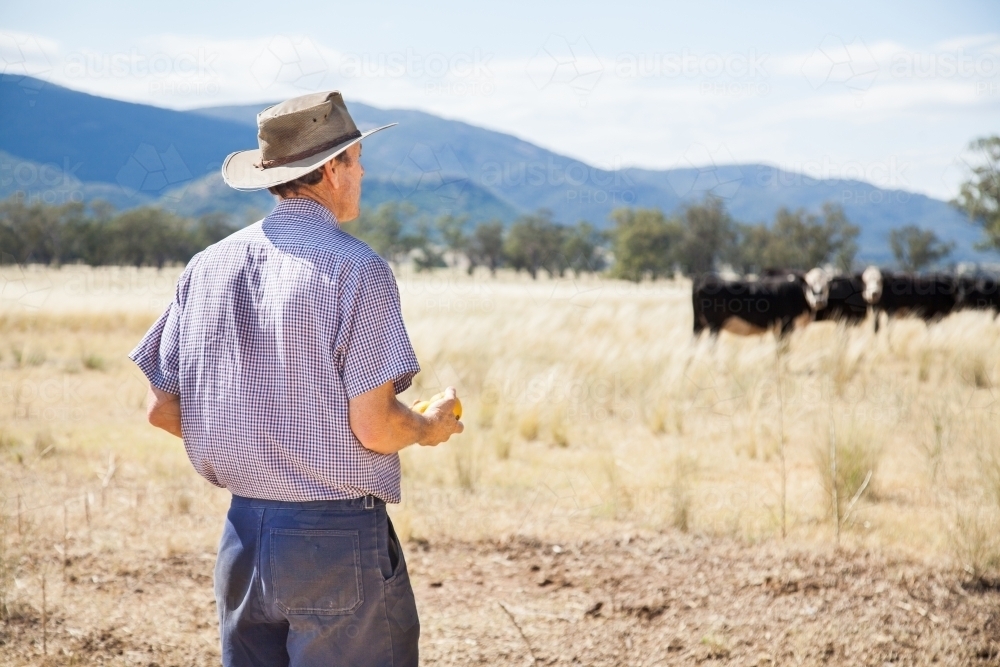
[861, 267, 960, 332]
[692, 269, 830, 337]
[957, 273, 1000, 314]
[761, 267, 803, 278]
[815, 273, 867, 325]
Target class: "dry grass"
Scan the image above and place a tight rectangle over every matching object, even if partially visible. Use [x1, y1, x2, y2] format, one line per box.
[813, 416, 883, 521]
[2, 264, 1000, 662]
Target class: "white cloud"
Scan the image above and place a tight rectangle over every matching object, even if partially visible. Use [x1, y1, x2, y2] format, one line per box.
[933, 33, 1000, 52]
[0, 30, 61, 81]
[5, 30, 998, 200]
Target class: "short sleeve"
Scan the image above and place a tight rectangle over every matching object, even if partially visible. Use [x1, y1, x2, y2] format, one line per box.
[340, 256, 421, 399]
[128, 266, 192, 395]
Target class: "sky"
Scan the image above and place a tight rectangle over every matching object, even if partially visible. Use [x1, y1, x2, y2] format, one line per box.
[1, 0, 998, 200]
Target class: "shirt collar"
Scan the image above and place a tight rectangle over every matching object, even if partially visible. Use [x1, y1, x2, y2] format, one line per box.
[269, 197, 340, 229]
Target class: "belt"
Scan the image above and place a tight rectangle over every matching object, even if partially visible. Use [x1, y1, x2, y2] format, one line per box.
[230, 494, 383, 510]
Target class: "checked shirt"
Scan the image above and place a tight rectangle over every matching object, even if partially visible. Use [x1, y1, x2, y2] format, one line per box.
[129, 198, 420, 503]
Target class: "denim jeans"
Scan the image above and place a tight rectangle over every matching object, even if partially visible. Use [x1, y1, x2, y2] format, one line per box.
[214, 495, 419, 667]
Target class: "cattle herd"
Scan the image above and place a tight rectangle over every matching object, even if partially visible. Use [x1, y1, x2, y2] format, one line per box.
[692, 267, 1000, 337]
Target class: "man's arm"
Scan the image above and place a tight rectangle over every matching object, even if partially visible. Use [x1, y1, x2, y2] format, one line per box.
[146, 384, 182, 438]
[349, 382, 463, 455]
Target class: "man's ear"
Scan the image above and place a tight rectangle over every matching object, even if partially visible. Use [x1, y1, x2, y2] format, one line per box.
[324, 159, 340, 190]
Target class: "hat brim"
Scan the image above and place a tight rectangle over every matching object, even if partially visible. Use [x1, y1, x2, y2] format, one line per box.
[221, 123, 396, 192]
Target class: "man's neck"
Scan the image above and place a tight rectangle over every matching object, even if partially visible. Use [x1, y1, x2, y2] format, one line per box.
[279, 192, 340, 223]
[276, 196, 341, 227]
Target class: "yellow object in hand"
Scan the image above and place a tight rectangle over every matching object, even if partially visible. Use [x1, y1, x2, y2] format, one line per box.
[413, 392, 462, 419]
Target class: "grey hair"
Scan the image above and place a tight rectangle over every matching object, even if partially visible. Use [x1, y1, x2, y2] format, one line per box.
[267, 150, 352, 198]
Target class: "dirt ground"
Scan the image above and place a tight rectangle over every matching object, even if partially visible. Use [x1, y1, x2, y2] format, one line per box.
[3, 530, 998, 666]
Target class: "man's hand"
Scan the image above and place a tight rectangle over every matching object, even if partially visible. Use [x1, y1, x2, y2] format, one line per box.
[146, 384, 182, 438]
[350, 382, 463, 455]
[412, 386, 464, 446]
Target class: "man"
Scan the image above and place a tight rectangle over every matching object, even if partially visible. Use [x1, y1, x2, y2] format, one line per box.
[129, 91, 463, 666]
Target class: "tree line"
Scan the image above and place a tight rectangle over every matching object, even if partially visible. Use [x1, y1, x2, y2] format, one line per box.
[345, 197, 966, 281]
[2, 135, 996, 277]
[606, 199, 862, 280]
[0, 196, 969, 279]
[0, 199, 239, 268]
[3, 131, 996, 278]
[341, 204, 605, 278]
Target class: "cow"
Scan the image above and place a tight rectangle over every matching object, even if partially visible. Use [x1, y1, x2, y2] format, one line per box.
[814, 273, 868, 325]
[692, 269, 830, 337]
[758, 267, 867, 325]
[761, 267, 803, 278]
[861, 267, 960, 332]
[957, 272, 1000, 315]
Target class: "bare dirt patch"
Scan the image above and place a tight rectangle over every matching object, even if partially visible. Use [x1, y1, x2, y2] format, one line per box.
[4, 532, 998, 666]
[412, 535, 1000, 666]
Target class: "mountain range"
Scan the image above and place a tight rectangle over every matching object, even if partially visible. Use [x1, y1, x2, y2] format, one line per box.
[0, 76, 989, 263]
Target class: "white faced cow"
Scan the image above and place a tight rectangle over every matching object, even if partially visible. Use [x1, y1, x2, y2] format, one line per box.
[692, 269, 831, 337]
[861, 267, 960, 332]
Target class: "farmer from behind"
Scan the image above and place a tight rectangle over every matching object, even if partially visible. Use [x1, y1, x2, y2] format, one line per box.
[128, 91, 463, 666]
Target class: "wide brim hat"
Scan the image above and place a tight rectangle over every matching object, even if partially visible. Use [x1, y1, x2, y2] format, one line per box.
[221, 91, 395, 192]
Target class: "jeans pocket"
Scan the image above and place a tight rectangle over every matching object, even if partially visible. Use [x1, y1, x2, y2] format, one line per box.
[385, 562, 420, 636]
[384, 516, 402, 583]
[270, 529, 363, 615]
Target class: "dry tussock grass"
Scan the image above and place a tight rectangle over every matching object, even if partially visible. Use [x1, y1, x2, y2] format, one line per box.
[391, 270, 999, 565]
[1, 265, 999, 661]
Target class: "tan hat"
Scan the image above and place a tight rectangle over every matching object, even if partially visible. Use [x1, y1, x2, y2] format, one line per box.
[221, 91, 395, 191]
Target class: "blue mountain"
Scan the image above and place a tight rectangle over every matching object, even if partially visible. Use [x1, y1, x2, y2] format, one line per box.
[0, 76, 990, 263]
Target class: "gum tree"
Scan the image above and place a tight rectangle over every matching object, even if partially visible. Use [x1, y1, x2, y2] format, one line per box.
[953, 135, 1000, 251]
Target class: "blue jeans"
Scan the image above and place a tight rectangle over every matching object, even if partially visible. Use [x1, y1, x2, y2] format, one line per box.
[214, 495, 419, 667]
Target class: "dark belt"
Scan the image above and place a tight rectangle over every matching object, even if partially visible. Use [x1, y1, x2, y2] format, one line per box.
[230, 494, 383, 510]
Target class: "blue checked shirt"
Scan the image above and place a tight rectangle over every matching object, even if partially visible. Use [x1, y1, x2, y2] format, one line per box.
[129, 198, 421, 503]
